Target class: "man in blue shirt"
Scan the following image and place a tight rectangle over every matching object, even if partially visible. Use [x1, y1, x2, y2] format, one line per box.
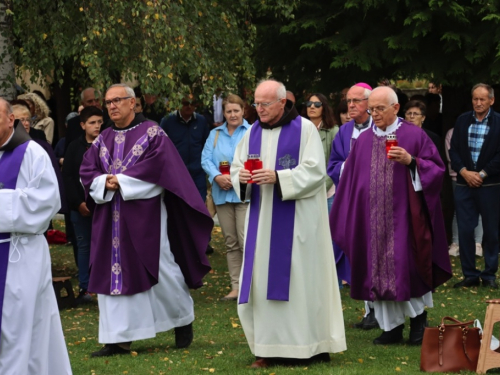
[161, 98, 212, 253]
[449, 83, 500, 289]
[160, 98, 210, 200]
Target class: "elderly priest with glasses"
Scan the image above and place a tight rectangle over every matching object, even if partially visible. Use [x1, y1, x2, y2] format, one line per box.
[331, 86, 452, 346]
[80, 84, 212, 357]
[231, 79, 346, 369]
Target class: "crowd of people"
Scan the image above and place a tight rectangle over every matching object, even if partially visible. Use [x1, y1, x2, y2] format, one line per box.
[0, 77, 499, 373]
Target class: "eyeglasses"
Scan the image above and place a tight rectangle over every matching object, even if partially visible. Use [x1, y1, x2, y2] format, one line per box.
[305, 101, 322, 108]
[252, 99, 282, 108]
[406, 112, 422, 117]
[368, 103, 394, 114]
[346, 98, 368, 105]
[104, 96, 132, 107]
[18, 117, 31, 124]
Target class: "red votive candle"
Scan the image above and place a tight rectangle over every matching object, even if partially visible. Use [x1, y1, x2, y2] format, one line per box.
[244, 154, 262, 183]
[219, 161, 230, 175]
[386, 133, 398, 159]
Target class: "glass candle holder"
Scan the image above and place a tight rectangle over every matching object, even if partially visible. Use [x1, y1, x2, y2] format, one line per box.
[219, 161, 230, 175]
[244, 154, 263, 183]
[386, 133, 398, 159]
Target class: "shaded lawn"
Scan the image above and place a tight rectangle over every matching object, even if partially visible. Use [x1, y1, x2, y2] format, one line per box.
[50, 221, 490, 375]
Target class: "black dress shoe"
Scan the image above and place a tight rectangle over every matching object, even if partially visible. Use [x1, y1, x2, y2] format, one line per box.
[175, 323, 193, 348]
[354, 310, 379, 330]
[409, 311, 427, 345]
[373, 324, 404, 345]
[91, 344, 130, 357]
[453, 277, 480, 288]
[482, 279, 499, 289]
[206, 245, 214, 255]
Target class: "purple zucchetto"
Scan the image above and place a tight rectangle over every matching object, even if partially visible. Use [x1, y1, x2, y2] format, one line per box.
[355, 82, 373, 91]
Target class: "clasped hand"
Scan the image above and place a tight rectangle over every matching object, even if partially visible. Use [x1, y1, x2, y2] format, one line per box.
[461, 170, 483, 188]
[215, 174, 232, 190]
[239, 168, 276, 185]
[106, 174, 119, 191]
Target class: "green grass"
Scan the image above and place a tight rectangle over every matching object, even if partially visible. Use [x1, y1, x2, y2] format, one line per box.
[50, 220, 491, 375]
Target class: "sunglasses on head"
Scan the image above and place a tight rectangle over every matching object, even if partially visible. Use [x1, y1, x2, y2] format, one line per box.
[305, 101, 322, 108]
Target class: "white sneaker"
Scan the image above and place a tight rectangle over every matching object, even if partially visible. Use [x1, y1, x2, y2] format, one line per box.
[449, 243, 460, 257]
[476, 243, 483, 257]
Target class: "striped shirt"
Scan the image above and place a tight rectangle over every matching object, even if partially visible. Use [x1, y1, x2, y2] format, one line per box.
[468, 110, 490, 166]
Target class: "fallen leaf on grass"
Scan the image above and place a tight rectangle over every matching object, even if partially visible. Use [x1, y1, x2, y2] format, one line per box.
[209, 369, 215, 373]
[358, 358, 363, 363]
[395, 367, 401, 371]
[131, 351, 138, 357]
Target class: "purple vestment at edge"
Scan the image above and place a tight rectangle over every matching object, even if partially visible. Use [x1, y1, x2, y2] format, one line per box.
[331, 121, 452, 302]
[80, 119, 212, 295]
[326, 120, 358, 283]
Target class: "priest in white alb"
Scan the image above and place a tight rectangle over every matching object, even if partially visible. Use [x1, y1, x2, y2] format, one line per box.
[231, 80, 346, 369]
[0, 98, 72, 374]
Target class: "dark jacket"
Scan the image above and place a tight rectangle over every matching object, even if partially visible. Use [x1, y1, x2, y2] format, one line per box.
[449, 109, 500, 185]
[62, 135, 92, 211]
[160, 111, 209, 186]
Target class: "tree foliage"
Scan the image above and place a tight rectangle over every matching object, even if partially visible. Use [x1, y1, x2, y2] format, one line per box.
[10, 0, 267, 106]
[255, 0, 500, 93]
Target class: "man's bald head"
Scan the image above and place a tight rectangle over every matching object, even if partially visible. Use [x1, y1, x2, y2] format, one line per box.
[81, 88, 102, 109]
[0, 98, 16, 146]
[368, 86, 399, 130]
[254, 80, 287, 126]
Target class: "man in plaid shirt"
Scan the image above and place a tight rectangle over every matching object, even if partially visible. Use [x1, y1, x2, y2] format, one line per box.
[449, 83, 500, 289]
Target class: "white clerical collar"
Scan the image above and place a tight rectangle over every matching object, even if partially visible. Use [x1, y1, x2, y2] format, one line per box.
[372, 117, 402, 137]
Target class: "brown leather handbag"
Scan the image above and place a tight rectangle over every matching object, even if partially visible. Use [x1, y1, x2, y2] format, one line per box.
[420, 316, 481, 372]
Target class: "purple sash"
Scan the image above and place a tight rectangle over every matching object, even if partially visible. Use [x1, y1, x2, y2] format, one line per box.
[239, 117, 302, 304]
[0, 141, 29, 343]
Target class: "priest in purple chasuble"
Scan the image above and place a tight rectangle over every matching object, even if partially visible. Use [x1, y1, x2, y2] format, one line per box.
[80, 84, 213, 357]
[0, 99, 72, 374]
[231, 80, 346, 369]
[327, 83, 377, 330]
[331, 87, 452, 346]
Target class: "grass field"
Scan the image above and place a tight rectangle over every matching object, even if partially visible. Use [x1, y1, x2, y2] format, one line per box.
[50, 221, 492, 375]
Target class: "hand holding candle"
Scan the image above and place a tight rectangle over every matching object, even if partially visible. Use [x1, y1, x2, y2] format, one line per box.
[243, 154, 263, 183]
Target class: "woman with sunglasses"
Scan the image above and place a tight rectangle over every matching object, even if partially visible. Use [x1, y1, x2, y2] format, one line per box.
[304, 93, 339, 211]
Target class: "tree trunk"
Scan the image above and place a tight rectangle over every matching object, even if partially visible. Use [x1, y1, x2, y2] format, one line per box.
[0, 0, 16, 100]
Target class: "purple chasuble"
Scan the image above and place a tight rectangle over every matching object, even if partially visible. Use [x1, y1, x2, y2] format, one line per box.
[239, 116, 302, 304]
[331, 121, 451, 301]
[80, 121, 212, 295]
[0, 140, 29, 343]
[327, 121, 357, 283]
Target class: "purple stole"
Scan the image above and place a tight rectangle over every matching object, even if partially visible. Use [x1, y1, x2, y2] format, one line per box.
[239, 117, 302, 304]
[0, 141, 29, 342]
[94, 123, 158, 295]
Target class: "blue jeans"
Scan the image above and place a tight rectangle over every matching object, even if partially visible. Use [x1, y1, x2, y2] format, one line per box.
[70, 210, 92, 290]
[451, 180, 483, 244]
[455, 185, 500, 280]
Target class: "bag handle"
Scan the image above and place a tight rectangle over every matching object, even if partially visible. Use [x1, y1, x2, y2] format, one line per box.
[438, 316, 476, 366]
[440, 316, 475, 328]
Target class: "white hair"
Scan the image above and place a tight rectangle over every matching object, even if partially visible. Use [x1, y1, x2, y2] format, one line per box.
[0, 98, 13, 114]
[372, 86, 398, 104]
[363, 88, 372, 99]
[80, 87, 101, 101]
[257, 79, 286, 99]
[106, 84, 136, 98]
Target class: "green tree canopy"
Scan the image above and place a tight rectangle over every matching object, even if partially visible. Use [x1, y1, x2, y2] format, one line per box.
[254, 0, 500, 94]
[10, 0, 266, 106]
